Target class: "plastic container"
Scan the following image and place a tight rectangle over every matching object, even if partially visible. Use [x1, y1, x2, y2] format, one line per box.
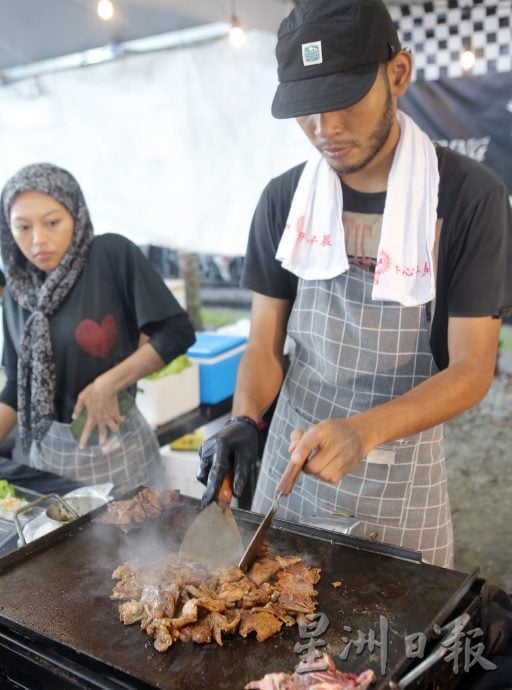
[164, 278, 186, 310]
[187, 332, 247, 404]
[160, 446, 203, 500]
[137, 361, 200, 428]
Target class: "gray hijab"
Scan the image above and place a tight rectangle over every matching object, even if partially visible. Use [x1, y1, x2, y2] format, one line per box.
[0, 163, 94, 452]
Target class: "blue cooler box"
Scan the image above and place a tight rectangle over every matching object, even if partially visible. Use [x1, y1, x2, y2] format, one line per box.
[187, 332, 247, 404]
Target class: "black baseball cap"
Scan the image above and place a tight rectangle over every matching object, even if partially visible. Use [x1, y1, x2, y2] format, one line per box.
[271, 0, 401, 119]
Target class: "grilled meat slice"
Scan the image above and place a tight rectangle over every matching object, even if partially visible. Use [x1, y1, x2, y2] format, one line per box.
[241, 581, 271, 609]
[162, 582, 181, 618]
[179, 617, 212, 644]
[247, 556, 283, 586]
[275, 570, 318, 614]
[239, 608, 283, 642]
[145, 488, 180, 516]
[285, 561, 321, 585]
[158, 488, 181, 507]
[218, 566, 245, 583]
[153, 623, 174, 653]
[169, 597, 198, 628]
[217, 577, 272, 609]
[118, 600, 144, 625]
[275, 555, 302, 570]
[111, 575, 143, 600]
[207, 610, 242, 646]
[112, 561, 139, 581]
[140, 584, 167, 618]
[264, 602, 296, 627]
[196, 596, 227, 613]
[94, 488, 181, 532]
[217, 580, 246, 603]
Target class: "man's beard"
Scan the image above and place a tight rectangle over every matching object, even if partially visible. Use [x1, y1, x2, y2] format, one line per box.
[327, 79, 394, 176]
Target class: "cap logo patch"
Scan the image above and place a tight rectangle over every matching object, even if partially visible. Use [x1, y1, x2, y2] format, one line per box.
[302, 40, 322, 66]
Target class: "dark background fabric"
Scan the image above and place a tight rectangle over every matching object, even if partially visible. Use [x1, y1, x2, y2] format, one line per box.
[400, 72, 512, 196]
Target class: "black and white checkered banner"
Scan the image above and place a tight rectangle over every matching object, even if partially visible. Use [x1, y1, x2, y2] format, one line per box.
[390, 1, 511, 81]
[390, 1, 512, 194]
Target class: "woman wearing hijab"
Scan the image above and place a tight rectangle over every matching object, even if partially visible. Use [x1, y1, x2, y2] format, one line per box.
[0, 162, 195, 495]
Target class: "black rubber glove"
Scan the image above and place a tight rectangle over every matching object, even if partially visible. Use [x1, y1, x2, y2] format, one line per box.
[197, 416, 259, 508]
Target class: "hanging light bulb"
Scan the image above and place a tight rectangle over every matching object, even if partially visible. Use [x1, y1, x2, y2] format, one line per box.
[229, 1, 246, 48]
[460, 48, 475, 71]
[460, 37, 475, 72]
[97, 0, 114, 21]
[229, 16, 246, 47]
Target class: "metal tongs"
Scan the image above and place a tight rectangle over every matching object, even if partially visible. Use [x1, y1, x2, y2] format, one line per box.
[238, 455, 307, 571]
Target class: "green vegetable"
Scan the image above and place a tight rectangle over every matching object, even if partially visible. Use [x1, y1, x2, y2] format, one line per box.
[0, 479, 16, 499]
[70, 390, 135, 446]
[144, 354, 192, 381]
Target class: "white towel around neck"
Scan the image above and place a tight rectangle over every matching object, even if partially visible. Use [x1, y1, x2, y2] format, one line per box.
[275, 110, 440, 306]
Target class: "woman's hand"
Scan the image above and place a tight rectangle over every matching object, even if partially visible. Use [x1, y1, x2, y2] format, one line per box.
[72, 379, 125, 449]
[288, 419, 366, 484]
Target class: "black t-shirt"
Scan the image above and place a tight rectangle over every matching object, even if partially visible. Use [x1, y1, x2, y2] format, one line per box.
[1, 233, 195, 421]
[241, 146, 512, 370]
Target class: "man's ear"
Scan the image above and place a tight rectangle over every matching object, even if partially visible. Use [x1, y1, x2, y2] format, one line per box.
[387, 51, 412, 97]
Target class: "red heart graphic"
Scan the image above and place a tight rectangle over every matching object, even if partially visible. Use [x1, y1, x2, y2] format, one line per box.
[75, 315, 118, 358]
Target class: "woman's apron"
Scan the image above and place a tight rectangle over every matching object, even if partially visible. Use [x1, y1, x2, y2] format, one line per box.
[29, 404, 165, 497]
[252, 265, 454, 568]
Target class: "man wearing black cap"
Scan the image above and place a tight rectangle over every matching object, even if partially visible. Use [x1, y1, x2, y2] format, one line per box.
[198, 0, 512, 567]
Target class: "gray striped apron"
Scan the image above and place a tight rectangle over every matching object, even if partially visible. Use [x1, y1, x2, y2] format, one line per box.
[252, 265, 454, 568]
[29, 404, 165, 497]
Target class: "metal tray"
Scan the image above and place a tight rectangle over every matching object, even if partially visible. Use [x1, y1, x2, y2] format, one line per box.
[0, 517, 16, 549]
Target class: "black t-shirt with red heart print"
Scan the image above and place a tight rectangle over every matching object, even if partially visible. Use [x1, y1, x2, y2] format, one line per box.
[1, 233, 191, 422]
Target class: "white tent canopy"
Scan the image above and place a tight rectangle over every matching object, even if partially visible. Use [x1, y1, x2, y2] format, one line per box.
[0, 29, 311, 255]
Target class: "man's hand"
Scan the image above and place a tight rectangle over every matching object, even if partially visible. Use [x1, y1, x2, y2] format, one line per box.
[288, 419, 365, 484]
[197, 416, 259, 507]
[72, 380, 124, 449]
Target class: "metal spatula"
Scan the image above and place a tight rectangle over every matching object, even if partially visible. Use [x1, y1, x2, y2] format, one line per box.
[238, 455, 307, 571]
[179, 473, 243, 568]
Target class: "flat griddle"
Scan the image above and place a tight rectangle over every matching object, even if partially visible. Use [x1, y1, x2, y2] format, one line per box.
[0, 491, 482, 689]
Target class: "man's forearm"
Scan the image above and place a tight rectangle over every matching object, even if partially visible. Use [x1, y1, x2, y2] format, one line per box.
[232, 346, 285, 422]
[351, 316, 501, 454]
[288, 317, 501, 484]
[350, 358, 495, 456]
